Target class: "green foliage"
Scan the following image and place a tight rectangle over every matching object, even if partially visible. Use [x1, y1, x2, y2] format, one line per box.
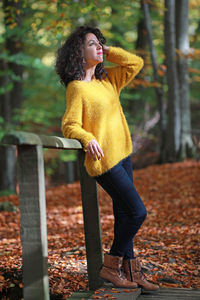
[44, 149, 77, 176]
[12, 62, 65, 134]
[0, 118, 11, 140]
[0, 81, 14, 95]
[0, 190, 16, 197]
[0, 200, 17, 212]
[60, 150, 77, 162]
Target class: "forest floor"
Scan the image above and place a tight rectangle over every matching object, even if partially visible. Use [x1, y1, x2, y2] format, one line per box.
[0, 160, 200, 299]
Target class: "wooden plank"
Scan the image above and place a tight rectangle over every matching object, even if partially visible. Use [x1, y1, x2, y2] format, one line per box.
[89, 287, 141, 300]
[18, 145, 49, 300]
[69, 291, 94, 299]
[138, 288, 200, 299]
[1, 131, 82, 150]
[157, 288, 200, 295]
[138, 295, 200, 299]
[78, 151, 103, 290]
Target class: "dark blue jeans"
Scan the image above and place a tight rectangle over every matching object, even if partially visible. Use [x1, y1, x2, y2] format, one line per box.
[95, 156, 147, 259]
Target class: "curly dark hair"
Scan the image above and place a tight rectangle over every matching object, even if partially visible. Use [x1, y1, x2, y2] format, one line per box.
[55, 26, 107, 87]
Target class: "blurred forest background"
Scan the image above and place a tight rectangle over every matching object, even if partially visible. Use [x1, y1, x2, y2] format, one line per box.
[0, 0, 200, 193]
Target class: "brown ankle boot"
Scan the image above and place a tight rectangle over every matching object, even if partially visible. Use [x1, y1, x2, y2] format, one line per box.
[100, 254, 138, 288]
[123, 258, 159, 291]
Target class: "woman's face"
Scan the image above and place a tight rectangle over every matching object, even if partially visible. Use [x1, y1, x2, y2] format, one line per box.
[83, 33, 103, 67]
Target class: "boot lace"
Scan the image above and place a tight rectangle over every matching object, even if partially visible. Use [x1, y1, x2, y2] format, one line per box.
[119, 267, 127, 280]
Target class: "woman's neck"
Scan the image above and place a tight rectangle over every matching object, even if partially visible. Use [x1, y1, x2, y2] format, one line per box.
[83, 65, 96, 82]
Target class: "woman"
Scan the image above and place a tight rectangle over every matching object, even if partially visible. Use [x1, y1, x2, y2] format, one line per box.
[56, 26, 159, 291]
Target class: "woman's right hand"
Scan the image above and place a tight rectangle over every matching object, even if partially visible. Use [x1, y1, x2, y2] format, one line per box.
[102, 44, 109, 54]
[87, 139, 104, 161]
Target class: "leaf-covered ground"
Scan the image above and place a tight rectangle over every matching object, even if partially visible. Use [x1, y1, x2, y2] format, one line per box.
[0, 160, 200, 299]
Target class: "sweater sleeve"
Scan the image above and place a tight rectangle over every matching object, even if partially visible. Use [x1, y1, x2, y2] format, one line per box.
[62, 82, 95, 150]
[105, 46, 144, 93]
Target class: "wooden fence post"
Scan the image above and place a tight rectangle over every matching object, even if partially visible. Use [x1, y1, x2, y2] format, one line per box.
[78, 151, 103, 290]
[17, 145, 49, 300]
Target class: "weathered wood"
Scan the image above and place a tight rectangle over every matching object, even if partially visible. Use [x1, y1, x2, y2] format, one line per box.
[2, 130, 82, 149]
[78, 151, 103, 290]
[18, 145, 49, 300]
[70, 291, 94, 299]
[0, 131, 104, 294]
[88, 287, 141, 300]
[138, 288, 200, 299]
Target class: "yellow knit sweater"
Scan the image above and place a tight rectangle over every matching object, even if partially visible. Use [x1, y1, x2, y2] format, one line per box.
[62, 46, 144, 177]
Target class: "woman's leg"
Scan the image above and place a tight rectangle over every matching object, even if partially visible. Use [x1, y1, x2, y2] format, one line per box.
[95, 157, 147, 259]
[121, 156, 134, 182]
[121, 156, 135, 259]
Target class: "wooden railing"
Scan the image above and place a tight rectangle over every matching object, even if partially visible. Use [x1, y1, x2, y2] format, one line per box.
[1, 131, 103, 300]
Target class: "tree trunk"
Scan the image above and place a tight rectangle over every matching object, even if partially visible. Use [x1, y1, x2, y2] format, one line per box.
[2, 0, 23, 117]
[135, 6, 148, 58]
[132, 1, 149, 131]
[164, 0, 181, 161]
[175, 0, 195, 159]
[0, 0, 23, 193]
[0, 58, 16, 192]
[0, 146, 17, 193]
[0, 59, 11, 123]
[142, 0, 166, 161]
